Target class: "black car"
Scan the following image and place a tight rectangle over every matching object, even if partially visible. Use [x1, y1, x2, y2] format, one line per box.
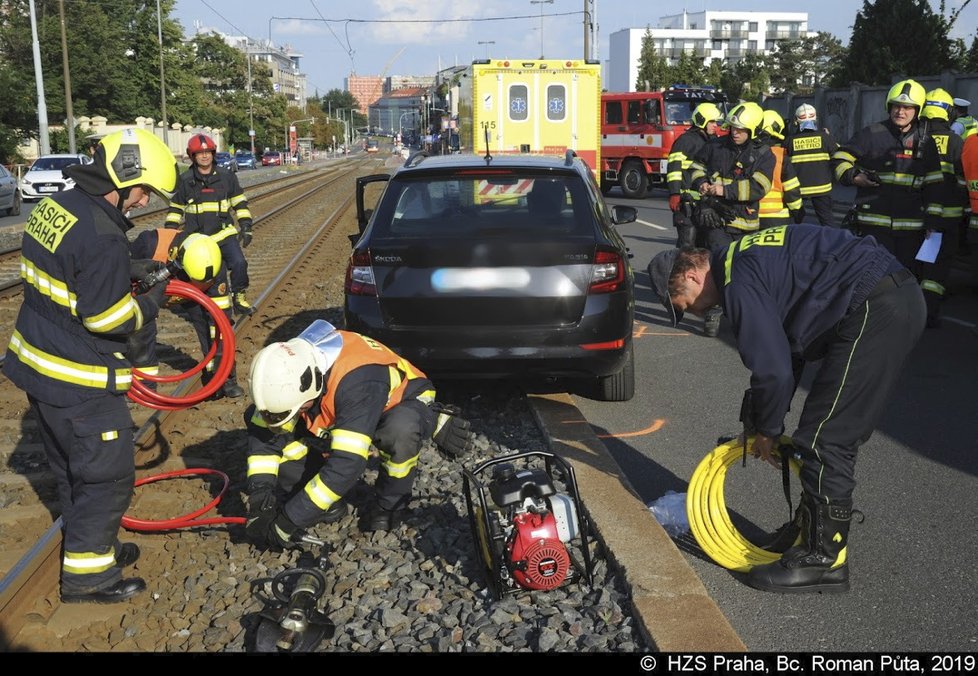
[344, 151, 637, 401]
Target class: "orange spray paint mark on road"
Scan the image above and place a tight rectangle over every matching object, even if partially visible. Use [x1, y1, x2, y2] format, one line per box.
[562, 418, 666, 439]
[633, 323, 689, 338]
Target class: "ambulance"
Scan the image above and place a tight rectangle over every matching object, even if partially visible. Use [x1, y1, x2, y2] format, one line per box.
[600, 85, 728, 198]
[456, 59, 602, 185]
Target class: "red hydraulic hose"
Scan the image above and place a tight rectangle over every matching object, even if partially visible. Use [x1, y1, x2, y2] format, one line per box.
[128, 279, 236, 410]
[122, 467, 246, 532]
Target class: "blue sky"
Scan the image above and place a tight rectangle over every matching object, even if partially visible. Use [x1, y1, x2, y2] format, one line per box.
[173, 1, 978, 94]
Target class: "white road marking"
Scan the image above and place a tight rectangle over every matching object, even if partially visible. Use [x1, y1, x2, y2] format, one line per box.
[942, 316, 976, 329]
[635, 218, 668, 231]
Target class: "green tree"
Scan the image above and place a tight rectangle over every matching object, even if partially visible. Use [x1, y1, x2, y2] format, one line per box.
[965, 34, 978, 71]
[803, 32, 848, 89]
[838, 0, 952, 85]
[635, 26, 669, 91]
[671, 51, 705, 86]
[721, 54, 770, 102]
[0, 56, 36, 162]
[767, 40, 805, 93]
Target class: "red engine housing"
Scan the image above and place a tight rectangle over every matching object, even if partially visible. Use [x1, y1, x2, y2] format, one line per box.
[507, 511, 571, 590]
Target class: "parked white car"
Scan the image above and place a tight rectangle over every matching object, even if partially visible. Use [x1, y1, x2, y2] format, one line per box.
[20, 153, 93, 202]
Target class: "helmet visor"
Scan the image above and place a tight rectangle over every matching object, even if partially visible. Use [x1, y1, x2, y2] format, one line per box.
[258, 408, 296, 428]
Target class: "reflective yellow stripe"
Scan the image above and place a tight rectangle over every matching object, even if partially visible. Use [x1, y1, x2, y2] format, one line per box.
[212, 294, 232, 309]
[234, 208, 253, 221]
[304, 474, 341, 510]
[921, 279, 945, 295]
[282, 441, 308, 462]
[378, 449, 419, 479]
[20, 259, 77, 312]
[229, 194, 247, 207]
[101, 430, 119, 441]
[185, 200, 231, 214]
[790, 153, 830, 163]
[799, 183, 831, 195]
[83, 293, 138, 334]
[211, 228, 238, 243]
[723, 241, 737, 285]
[63, 550, 115, 575]
[330, 429, 371, 457]
[416, 388, 436, 404]
[8, 330, 131, 389]
[247, 454, 281, 478]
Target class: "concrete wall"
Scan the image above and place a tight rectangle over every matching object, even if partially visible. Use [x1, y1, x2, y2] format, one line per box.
[763, 71, 978, 141]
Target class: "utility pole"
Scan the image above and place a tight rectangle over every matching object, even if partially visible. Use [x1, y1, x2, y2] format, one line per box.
[247, 54, 256, 155]
[156, 0, 168, 147]
[29, 0, 50, 156]
[58, 0, 75, 153]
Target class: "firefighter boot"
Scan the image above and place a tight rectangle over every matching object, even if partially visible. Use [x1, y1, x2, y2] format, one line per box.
[703, 306, 722, 337]
[746, 495, 852, 594]
[115, 542, 140, 568]
[221, 376, 245, 399]
[318, 500, 348, 525]
[360, 496, 409, 533]
[233, 291, 255, 316]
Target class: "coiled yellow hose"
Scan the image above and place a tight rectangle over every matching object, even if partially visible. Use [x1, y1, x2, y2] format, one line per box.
[686, 436, 802, 572]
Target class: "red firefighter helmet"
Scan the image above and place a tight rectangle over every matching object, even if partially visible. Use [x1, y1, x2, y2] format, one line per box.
[186, 133, 217, 159]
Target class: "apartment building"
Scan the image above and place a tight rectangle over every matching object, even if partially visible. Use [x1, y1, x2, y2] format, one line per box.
[607, 11, 809, 91]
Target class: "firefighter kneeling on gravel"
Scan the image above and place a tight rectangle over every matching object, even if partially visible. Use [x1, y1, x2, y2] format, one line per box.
[128, 230, 244, 398]
[243, 320, 475, 549]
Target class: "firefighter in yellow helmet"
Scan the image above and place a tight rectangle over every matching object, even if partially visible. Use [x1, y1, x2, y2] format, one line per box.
[918, 88, 967, 328]
[128, 230, 245, 397]
[831, 79, 946, 270]
[666, 101, 723, 248]
[5, 128, 177, 604]
[757, 109, 804, 228]
[684, 101, 776, 337]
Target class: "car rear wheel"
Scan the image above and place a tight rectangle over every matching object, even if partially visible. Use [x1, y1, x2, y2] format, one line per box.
[595, 341, 634, 402]
[619, 161, 648, 200]
[4, 190, 21, 217]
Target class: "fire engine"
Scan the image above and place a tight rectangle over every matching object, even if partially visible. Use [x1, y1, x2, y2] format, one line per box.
[600, 85, 728, 198]
[457, 59, 602, 182]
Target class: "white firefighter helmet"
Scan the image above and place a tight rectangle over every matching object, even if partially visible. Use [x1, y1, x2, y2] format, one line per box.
[795, 103, 817, 124]
[249, 320, 343, 427]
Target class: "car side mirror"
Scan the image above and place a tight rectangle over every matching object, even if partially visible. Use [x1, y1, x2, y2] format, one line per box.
[611, 205, 637, 225]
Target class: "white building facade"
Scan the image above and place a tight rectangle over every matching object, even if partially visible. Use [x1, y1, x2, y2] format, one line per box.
[607, 11, 809, 92]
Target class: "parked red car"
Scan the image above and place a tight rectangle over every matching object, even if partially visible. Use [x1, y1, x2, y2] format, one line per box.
[261, 151, 282, 166]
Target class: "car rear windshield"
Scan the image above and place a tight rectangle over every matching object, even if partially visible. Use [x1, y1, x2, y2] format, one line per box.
[372, 172, 597, 238]
[31, 157, 81, 171]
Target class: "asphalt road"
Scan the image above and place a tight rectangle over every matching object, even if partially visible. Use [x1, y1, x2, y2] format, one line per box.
[574, 184, 978, 652]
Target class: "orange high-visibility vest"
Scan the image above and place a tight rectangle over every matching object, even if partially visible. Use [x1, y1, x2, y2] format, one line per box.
[302, 331, 428, 437]
[759, 146, 787, 219]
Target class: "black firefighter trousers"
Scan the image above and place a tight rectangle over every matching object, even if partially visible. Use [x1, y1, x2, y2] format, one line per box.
[30, 393, 135, 593]
[792, 271, 925, 504]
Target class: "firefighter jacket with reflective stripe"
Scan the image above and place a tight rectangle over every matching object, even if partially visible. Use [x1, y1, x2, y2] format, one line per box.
[784, 128, 838, 196]
[129, 229, 231, 310]
[832, 119, 945, 232]
[709, 224, 901, 438]
[4, 189, 156, 406]
[758, 143, 803, 220]
[165, 166, 252, 243]
[667, 127, 715, 200]
[245, 332, 435, 523]
[690, 136, 776, 231]
[923, 118, 967, 230]
[963, 135, 978, 232]
[952, 115, 977, 139]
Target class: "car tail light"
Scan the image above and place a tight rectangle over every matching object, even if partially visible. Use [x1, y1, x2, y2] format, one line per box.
[588, 249, 624, 294]
[345, 251, 376, 296]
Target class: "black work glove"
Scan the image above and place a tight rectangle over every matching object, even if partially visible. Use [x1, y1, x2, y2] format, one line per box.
[695, 203, 726, 230]
[245, 505, 299, 551]
[239, 223, 253, 248]
[130, 258, 164, 281]
[431, 403, 474, 458]
[790, 207, 806, 224]
[246, 488, 277, 520]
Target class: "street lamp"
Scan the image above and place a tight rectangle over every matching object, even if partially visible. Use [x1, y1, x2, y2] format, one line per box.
[478, 40, 495, 59]
[530, 0, 553, 59]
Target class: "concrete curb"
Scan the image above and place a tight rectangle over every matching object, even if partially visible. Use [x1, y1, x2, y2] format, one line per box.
[527, 392, 746, 652]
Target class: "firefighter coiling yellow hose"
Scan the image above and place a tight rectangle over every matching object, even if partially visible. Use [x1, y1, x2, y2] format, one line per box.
[686, 436, 802, 573]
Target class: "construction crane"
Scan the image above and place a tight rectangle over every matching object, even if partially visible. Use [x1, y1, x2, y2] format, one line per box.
[380, 46, 406, 83]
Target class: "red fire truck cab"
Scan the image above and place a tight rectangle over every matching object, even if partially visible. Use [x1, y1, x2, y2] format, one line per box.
[600, 85, 728, 199]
